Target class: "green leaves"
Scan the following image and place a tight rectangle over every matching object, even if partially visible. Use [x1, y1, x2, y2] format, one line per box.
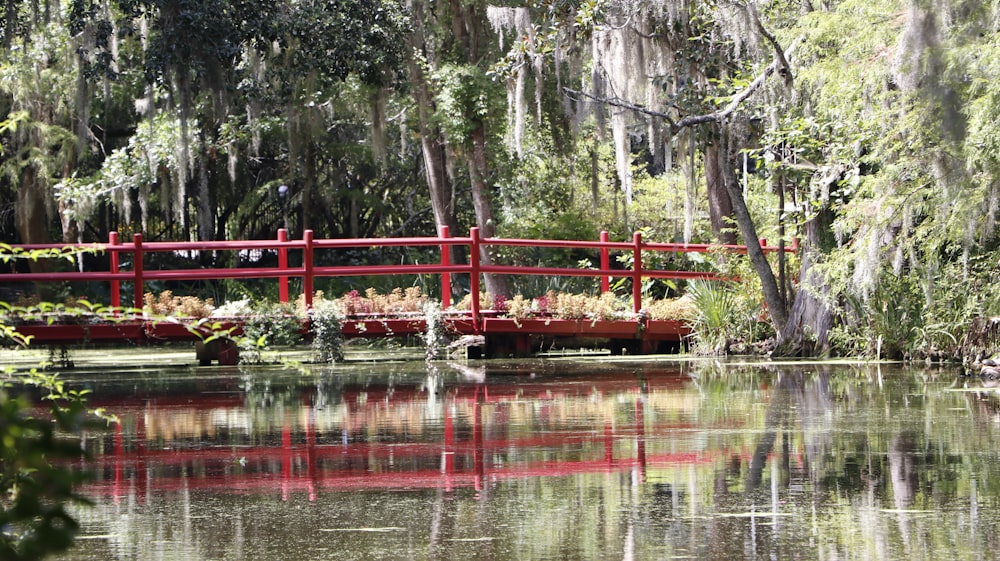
[0, 370, 103, 561]
[431, 64, 497, 144]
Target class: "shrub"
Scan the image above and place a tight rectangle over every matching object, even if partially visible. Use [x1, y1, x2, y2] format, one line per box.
[311, 298, 345, 363]
[454, 291, 494, 311]
[688, 281, 738, 354]
[645, 296, 695, 321]
[144, 291, 214, 318]
[336, 287, 427, 316]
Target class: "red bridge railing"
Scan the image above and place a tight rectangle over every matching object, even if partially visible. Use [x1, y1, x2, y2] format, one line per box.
[2, 227, 796, 326]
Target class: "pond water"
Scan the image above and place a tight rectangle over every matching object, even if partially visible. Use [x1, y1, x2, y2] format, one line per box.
[50, 358, 1000, 561]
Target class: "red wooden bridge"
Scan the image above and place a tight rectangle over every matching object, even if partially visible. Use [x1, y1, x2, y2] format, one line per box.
[2, 227, 794, 359]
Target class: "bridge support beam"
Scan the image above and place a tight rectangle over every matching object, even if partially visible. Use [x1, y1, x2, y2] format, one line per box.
[484, 333, 533, 359]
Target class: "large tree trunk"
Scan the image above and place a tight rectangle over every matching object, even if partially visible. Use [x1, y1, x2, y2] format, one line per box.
[719, 122, 788, 337]
[704, 134, 737, 245]
[407, 0, 465, 303]
[196, 138, 213, 241]
[15, 166, 48, 248]
[15, 165, 54, 295]
[409, 76, 459, 239]
[3, 0, 15, 48]
[776, 204, 836, 356]
[470, 125, 511, 299]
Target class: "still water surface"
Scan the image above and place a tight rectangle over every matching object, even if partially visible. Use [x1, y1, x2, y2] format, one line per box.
[53, 359, 1000, 560]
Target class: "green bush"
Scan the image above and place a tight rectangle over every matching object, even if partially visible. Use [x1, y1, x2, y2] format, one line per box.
[0, 371, 102, 560]
[311, 298, 345, 363]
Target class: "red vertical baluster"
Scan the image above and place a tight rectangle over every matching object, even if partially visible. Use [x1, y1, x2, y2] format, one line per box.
[443, 403, 455, 492]
[470, 227, 481, 333]
[133, 233, 144, 311]
[303, 230, 314, 309]
[600, 230, 610, 294]
[439, 225, 451, 309]
[278, 228, 289, 304]
[632, 231, 642, 315]
[109, 231, 120, 309]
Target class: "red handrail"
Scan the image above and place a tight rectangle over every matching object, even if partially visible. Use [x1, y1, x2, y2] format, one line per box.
[1, 227, 797, 330]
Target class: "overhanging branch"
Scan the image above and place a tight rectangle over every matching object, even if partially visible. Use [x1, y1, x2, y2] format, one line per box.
[564, 35, 803, 136]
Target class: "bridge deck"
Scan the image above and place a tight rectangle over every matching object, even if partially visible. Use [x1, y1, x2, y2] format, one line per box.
[10, 314, 690, 359]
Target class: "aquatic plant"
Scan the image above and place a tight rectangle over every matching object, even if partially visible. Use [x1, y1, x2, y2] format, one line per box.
[311, 297, 345, 363]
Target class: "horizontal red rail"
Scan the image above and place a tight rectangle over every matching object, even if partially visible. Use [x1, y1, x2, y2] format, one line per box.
[2, 226, 796, 332]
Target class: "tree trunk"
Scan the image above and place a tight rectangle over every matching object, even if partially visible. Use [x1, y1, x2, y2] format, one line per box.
[407, 0, 464, 299]
[196, 139, 213, 241]
[15, 166, 51, 279]
[411, 93, 459, 241]
[704, 134, 737, 245]
[590, 142, 600, 213]
[301, 133, 315, 233]
[775, 205, 835, 356]
[719, 122, 788, 337]
[3, 0, 15, 49]
[470, 125, 511, 299]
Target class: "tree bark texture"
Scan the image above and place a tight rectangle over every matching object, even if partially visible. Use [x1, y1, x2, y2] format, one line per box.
[15, 166, 51, 276]
[704, 135, 737, 245]
[719, 123, 789, 337]
[776, 205, 836, 355]
[470, 125, 511, 299]
[407, 0, 464, 281]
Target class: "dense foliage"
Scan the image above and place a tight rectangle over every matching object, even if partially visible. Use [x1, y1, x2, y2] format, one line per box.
[4, 0, 1000, 358]
[0, 370, 98, 561]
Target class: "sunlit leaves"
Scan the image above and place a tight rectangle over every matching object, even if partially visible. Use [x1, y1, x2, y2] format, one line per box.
[0, 244, 101, 264]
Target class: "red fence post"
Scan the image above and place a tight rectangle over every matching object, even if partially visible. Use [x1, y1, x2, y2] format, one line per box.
[277, 228, 289, 304]
[439, 225, 451, 309]
[599, 230, 610, 294]
[132, 233, 144, 311]
[632, 231, 642, 314]
[109, 231, 120, 308]
[303, 229, 314, 310]
[470, 227, 481, 333]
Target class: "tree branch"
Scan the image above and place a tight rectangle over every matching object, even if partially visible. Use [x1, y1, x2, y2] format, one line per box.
[673, 34, 802, 132]
[564, 35, 803, 136]
[745, 2, 794, 89]
[562, 88, 678, 126]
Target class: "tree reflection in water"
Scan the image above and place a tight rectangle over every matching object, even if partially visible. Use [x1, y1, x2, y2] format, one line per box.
[51, 361, 1000, 561]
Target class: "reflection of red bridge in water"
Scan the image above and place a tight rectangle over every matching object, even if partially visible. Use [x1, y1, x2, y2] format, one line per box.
[82, 372, 727, 501]
[4, 227, 794, 358]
